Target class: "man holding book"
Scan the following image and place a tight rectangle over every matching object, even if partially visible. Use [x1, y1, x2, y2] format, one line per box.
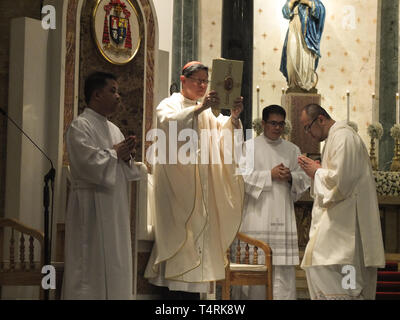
[145, 61, 245, 295]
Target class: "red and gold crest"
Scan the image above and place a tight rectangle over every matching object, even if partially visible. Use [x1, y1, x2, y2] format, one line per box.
[93, 0, 142, 65]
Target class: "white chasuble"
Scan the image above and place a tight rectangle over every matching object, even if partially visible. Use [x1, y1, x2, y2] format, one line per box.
[63, 108, 142, 300]
[301, 121, 385, 269]
[144, 93, 244, 292]
[239, 135, 310, 265]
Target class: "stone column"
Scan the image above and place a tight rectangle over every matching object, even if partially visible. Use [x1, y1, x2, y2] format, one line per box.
[171, 0, 199, 90]
[0, 0, 42, 218]
[377, 0, 399, 171]
[221, 0, 253, 130]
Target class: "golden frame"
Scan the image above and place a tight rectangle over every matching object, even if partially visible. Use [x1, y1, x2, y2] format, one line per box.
[92, 0, 142, 65]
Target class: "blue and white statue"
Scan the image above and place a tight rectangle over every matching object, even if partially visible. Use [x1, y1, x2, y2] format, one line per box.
[280, 0, 326, 92]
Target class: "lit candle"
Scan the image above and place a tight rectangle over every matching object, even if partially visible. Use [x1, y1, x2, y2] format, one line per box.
[256, 86, 260, 118]
[346, 90, 350, 122]
[396, 93, 399, 124]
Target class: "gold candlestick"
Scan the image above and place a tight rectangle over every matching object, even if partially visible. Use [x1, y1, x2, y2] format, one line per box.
[390, 138, 400, 171]
[370, 138, 378, 171]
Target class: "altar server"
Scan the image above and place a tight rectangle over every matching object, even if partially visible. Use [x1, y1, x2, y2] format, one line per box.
[63, 72, 142, 299]
[233, 105, 310, 300]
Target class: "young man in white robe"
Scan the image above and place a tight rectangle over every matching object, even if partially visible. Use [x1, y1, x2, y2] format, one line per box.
[233, 105, 310, 300]
[63, 72, 142, 299]
[144, 61, 245, 295]
[298, 103, 385, 300]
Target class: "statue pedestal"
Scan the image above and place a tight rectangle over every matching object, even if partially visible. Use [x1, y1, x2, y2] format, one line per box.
[282, 92, 321, 154]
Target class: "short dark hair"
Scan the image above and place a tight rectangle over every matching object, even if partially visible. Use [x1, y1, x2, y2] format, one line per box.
[181, 62, 208, 78]
[84, 72, 117, 105]
[262, 104, 286, 121]
[302, 103, 332, 120]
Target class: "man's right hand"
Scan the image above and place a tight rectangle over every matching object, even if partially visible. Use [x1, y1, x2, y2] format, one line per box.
[114, 136, 136, 162]
[195, 91, 220, 116]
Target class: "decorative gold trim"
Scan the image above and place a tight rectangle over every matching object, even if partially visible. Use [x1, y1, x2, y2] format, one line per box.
[92, 0, 142, 65]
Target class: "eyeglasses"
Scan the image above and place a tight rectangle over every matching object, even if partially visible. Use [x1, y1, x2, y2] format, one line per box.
[304, 117, 318, 133]
[266, 121, 285, 128]
[187, 77, 209, 86]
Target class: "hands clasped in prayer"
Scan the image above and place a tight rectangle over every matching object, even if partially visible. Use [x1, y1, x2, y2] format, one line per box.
[271, 163, 292, 182]
[114, 135, 136, 163]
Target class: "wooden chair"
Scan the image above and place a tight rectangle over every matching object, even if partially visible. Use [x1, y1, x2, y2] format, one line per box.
[0, 218, 44, 299]
[217, 232, 273, 300]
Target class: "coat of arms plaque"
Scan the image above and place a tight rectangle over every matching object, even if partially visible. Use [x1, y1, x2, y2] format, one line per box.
[93, 0, 142, 65]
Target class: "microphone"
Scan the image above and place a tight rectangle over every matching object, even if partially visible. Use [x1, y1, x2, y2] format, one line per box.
[0, 106, 54, 300]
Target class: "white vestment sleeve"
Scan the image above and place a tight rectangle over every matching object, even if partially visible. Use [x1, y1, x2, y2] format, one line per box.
[239, 140, 271, 199]
[290, 147, 311, 201]
[66, 122, 118, 188]
[313, 130, 361, 208]
[121, 160, 143, 181]
[243, 170, 271, 199]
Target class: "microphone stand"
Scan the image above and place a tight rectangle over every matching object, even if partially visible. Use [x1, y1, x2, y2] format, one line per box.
[0, 107, 54, 300]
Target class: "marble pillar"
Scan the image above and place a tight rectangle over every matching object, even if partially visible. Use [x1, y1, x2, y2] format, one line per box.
[0, 0, 42, 219]
[171, 0, 199, 89]
[221, 0, 253, 130]
[377, 0, 399, 171]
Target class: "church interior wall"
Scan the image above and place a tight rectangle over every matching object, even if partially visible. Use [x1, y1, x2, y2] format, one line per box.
[198, 0, 222, 74]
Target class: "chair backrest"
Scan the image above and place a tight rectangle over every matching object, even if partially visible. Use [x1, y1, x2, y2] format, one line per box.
[230, 232, 272, 266]
[0, 218, 44, 298]
[217, 232, 273, 300]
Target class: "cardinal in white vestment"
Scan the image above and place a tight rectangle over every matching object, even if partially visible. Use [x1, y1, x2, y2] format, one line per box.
[298, 103, 385, 300]
[144, 62, 245, 293]
[63, 72, 142, 299]
[232, 105, 310, 300]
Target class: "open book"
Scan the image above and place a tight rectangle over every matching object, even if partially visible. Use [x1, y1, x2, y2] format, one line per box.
[210, 58, 244, 112]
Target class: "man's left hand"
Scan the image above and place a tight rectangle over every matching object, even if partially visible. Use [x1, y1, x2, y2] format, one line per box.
[231, 97, 244, 125]
[125, 135, 137, 163]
